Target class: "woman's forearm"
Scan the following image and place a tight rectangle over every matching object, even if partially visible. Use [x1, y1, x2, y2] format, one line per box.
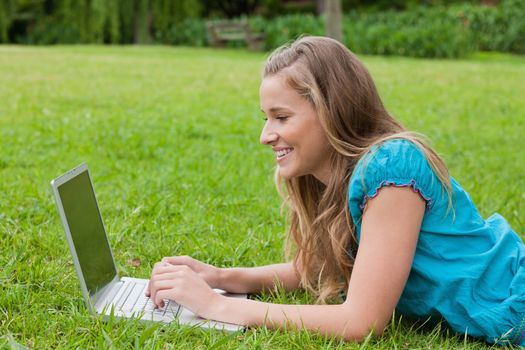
[217, 262, 300, 294]
[207, 296, 378, 342]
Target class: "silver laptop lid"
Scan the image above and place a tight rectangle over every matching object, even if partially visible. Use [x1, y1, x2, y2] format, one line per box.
[51, 163, 119, 313]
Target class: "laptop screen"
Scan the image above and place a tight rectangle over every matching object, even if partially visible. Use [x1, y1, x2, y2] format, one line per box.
[57, 170, 117, 296]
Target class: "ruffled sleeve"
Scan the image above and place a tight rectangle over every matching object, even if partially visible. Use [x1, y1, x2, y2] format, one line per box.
[348, 139, 443, 239]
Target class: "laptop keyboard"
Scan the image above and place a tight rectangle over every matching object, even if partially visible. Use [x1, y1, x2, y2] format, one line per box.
[111, 281, 180, 320]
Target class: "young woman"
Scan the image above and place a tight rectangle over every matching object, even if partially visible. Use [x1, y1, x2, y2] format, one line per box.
[146, 36, 525, 346]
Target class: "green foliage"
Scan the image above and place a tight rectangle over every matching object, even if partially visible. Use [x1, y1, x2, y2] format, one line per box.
[162, 19, 208, 47]
[341, 0, 481, 12]
[344, 7, 477, 58]
[247, 10, 475, 58]
[119, 0, 135, 44]
[22, 17, 79, 44]
[152, 0, 201, 42]
[0, 0, 15, 43]
[250, 0, 524, 57]
[135, 0, 151, 44]
[501, 0, 525, 53]
[5, 0, 202, 44]
[106, 0, 120, 44]
[451, 0, 525, 54]
[250, 14, 324, 51]
[239, 1, 525, 58]
[2, 0, 525, 58]
[20, 0, 122, 44]
[201, 0, 259, 18]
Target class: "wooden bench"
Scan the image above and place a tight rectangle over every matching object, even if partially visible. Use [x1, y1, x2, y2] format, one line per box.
[206, 21, 265, 51]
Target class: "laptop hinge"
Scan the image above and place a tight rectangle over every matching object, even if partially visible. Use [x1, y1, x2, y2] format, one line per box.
[93, 275, 121, 312]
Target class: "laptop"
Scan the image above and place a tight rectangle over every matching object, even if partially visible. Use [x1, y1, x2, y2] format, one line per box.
[51, 163, 246, 332]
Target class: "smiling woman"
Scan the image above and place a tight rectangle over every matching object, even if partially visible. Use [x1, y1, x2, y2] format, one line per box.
[145, 36, 525, 346]
[259, 75, 332, 182]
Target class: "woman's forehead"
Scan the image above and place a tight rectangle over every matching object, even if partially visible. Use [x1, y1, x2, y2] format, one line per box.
[261, 74, 286, 88]
[260, 76, 298, 100]
[260, 77, 309, 114]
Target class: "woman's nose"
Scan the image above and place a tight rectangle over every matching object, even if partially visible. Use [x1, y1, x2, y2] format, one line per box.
[260, 124, 278, 145]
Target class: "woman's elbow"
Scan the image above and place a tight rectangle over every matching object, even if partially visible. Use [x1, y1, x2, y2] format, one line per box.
[340, 318, 388, 342]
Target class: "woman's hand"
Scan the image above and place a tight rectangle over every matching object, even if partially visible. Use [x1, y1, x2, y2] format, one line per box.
[146, 262, 223, 319]
[157, 255, 223, 288]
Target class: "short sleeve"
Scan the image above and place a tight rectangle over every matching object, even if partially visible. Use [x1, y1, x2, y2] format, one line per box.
[348, 139, 442, 236]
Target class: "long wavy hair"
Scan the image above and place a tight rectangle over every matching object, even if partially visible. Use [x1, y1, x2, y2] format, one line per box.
[263, 36, 452, 304]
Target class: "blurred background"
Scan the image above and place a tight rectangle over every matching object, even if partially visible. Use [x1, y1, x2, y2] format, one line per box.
[0, 0, 523, 58]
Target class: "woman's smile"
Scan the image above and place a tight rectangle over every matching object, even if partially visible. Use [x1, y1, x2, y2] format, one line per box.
[274, 147, 294, 162]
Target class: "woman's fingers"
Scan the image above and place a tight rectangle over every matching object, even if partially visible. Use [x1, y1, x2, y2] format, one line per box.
[147, 265, 194, 302]
[146, 257, 208, 298]
[145, 261, 175, 296]
[162, 255, 194, 267]
[154, 289, 175, 309]
[144, 263, 219, 318]
[159, 256, 221, 288]
[149, 279, 177, 308]
[154, 264, 191, 276]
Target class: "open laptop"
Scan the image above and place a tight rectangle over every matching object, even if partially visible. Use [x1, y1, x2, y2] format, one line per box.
[51, 163, 246, 332]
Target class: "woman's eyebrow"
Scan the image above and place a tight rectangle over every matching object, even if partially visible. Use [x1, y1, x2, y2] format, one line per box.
[262, 106, 290, 113]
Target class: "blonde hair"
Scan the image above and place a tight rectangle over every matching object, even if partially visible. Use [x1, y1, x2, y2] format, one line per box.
[263, 36, 452, 303]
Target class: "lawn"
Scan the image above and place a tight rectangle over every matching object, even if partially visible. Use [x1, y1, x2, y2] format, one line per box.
[0, 45, 524, 349]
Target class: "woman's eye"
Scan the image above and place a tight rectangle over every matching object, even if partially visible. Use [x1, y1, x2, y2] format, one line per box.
[261, 115, 288, 122]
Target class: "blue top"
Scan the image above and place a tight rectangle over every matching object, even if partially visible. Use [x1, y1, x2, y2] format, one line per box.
[347, 139, 525, 346]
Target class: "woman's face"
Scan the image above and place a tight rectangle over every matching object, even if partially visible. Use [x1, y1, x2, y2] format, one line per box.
[259, 74, 332, 184]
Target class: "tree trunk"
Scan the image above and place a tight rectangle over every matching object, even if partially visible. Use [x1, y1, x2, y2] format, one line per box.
[134, 0, 151, 44]
[324, 0, 342, 43]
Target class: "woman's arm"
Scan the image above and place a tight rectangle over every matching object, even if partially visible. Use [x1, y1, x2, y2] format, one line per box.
[148, 186, 425, 341]
[217, 262, 300, 294]
[153, 258, 300, 294]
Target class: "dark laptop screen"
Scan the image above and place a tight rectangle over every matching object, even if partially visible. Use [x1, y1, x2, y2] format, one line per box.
[57, 170, 117, 296]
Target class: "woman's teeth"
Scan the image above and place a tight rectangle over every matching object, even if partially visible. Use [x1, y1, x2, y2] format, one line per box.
[276, 148, 293, 158]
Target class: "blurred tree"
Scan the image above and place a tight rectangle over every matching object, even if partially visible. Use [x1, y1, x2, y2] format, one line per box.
[202, 0, 259, 18]
[325, 0, 342, 42]
[151, 0, 201, 42]
[106, 0, 120, 43]
[1, 0, 201, 44]
[54, 0, 119, 43]
[341, 0, 483, 11]
[0, 0, 493, 45]
[119, 0, 134, 43]
[0, 0, 16, 42]
[90, 0, 107, 43]
[134, 0, 151, 43]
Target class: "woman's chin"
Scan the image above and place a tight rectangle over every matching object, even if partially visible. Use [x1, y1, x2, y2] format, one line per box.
[277, 166, 299, 180]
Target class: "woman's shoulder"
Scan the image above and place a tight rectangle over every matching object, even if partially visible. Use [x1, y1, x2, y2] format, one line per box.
[354, 138, 428, 177]
[349, 138, 441, 216]
[366, 137, 423, 158]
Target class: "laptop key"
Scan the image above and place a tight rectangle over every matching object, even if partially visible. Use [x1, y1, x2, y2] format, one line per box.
[143, 298, 156, 312]
[114, 282, 133, 311]
[141, 311, 169, 322]
[164, 300, 181, 319]
[122, 284, 143, 311]
[133, 287, 149, 310]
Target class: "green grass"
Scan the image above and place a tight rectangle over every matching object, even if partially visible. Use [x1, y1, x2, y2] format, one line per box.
[0, 45, 524, 349]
